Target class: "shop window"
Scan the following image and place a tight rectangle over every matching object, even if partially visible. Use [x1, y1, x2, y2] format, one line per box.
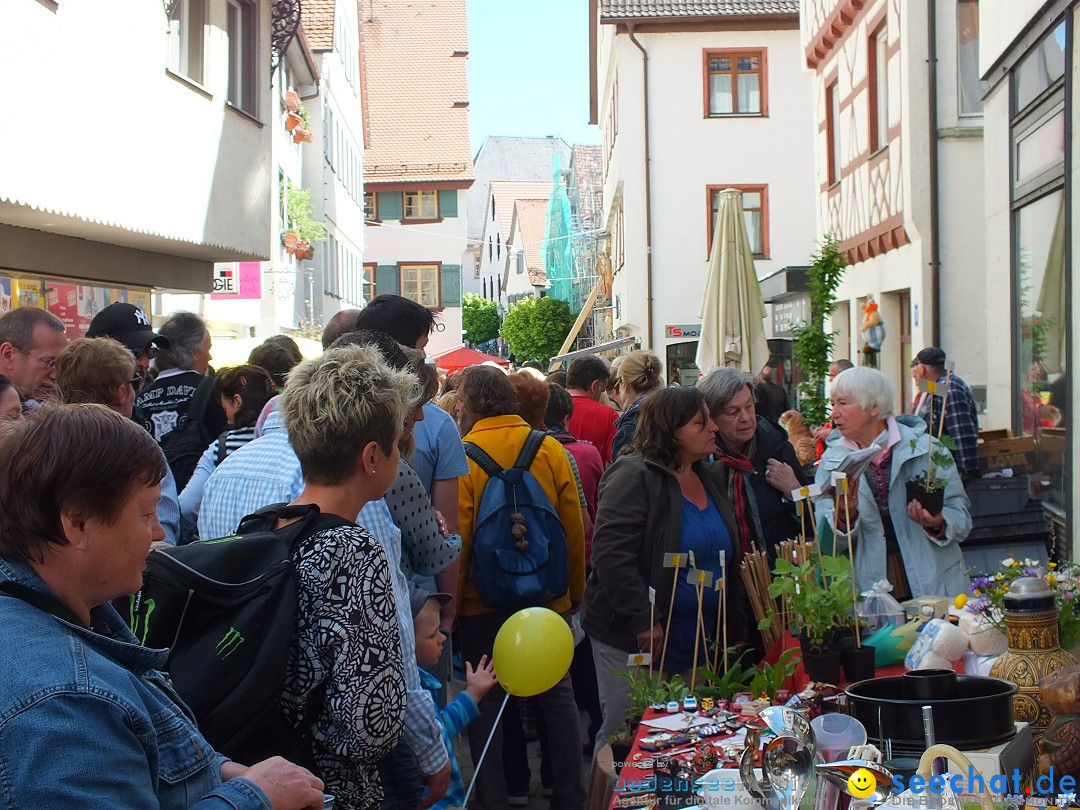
[957, 0, 982, 116]
[167, 0, 206, 84]
[705, 49, 765, 116]
[708, 186, 768, 258]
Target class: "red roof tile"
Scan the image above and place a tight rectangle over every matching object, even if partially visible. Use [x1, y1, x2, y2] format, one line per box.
[600, 0, 799, 18]
[361, 0, 475, 184]
[491, 181, 553, 238]
[300, 0, 335, 51]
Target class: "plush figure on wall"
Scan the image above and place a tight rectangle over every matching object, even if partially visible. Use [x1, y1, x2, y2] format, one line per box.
[861, 296, 886, 368]
[1038, 665, 1080, 779]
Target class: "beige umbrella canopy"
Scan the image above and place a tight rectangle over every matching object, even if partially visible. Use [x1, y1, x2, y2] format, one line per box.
[695, 188, 770, 376]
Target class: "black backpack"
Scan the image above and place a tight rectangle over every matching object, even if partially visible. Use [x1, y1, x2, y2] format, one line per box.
[122, 503, 351, 765]
[464, 430, 570, 610]
[159, 374, 216, 491]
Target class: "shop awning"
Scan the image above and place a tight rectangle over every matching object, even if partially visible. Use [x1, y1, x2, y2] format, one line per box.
[549, 336, 638, 366]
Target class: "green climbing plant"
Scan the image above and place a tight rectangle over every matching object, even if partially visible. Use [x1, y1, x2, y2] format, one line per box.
[791, 236, 847, 427]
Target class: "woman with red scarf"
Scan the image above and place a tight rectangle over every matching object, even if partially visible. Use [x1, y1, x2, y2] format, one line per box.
[698, 368, 809, 568]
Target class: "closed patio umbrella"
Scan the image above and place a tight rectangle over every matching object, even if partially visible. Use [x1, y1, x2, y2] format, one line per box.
[695, 188, 769, 376]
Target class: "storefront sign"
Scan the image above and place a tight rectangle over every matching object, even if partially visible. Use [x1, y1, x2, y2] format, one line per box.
[665, 323, 702, 339]
[211, 262, 261, 300]
[771, 296, 810, 337]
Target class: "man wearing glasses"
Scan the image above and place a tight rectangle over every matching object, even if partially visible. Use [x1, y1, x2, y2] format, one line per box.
[0, 307, 69, 407]
[86, 302, 170, 384]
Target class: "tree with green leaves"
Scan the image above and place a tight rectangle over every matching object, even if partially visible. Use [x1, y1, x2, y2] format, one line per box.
[462, 293, 500, 344]
[500, 296, 577, 364]
[792, 236, 847, 426]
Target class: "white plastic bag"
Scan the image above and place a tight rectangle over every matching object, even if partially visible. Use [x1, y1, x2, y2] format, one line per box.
[858, 580, 905, 633]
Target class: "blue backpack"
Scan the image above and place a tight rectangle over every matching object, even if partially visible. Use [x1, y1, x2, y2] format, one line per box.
[464, 430, 569, 610]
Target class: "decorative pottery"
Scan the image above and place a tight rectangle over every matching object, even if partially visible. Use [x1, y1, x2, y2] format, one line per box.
[989, 576, 1079, 741]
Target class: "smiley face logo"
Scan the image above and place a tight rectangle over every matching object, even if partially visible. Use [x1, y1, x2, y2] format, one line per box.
[848, 768, 876, 799]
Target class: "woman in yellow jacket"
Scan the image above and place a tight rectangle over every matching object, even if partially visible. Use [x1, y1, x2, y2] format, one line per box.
[455, 365, 586, 810]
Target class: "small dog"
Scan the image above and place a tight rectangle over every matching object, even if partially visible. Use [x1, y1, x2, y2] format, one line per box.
[779, 410, 817, 468]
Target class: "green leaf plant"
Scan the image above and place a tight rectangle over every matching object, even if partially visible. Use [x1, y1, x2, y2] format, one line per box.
[764, 552, 857, 653]
[909, 432, 957, 493]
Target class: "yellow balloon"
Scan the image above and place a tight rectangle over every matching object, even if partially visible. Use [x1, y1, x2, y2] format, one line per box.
[493, 608, 574, 697]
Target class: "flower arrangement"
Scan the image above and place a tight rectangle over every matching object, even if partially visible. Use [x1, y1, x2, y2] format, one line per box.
[961, 557, 1080, 650]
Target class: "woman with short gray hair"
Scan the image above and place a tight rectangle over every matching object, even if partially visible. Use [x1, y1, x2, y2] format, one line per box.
[814, 366, 971, 599]
[697, 367, 807, 566]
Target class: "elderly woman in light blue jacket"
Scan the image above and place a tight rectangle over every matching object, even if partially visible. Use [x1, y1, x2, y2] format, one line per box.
[814, 366, 971, 599]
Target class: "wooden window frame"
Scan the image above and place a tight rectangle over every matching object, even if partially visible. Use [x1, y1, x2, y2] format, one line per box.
[403, 190, 440, 221]
[612, 202, 625, 274]
[362, 262, 377, 304]
[868, 23, 888, 153]
[703, 48, 768, 118]
[398, 262, 442, 308]
[825, 80, 840, 186]
[706, 185, 770, 259]
[363, 191, 377, 222]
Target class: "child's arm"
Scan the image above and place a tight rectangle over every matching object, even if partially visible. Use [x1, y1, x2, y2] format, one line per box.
[441, 656, 498, 738]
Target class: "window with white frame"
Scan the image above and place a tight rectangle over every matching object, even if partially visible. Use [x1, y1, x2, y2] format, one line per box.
[400, 264, 440, 307]
[167, 0, 206, 84]
[226, 0, 258, 114]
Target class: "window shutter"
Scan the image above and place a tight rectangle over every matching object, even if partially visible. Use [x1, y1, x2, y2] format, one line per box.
[376, 265, 399, 296]
[437, 189, 458, 218]
[376, 192, 403, 220]
[440, 264, 461, 308]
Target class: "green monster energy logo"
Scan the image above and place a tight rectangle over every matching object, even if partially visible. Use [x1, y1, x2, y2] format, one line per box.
[128, 596, 156, 646]
[216, 627, 245, 659]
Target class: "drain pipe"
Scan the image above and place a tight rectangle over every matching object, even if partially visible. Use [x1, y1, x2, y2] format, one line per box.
[626, 24, 654, 349]
[927, 0, 941, 346]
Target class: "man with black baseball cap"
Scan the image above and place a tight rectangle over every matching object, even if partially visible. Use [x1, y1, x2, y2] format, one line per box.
[911, 346, 979, 480]
[86, 302, 170, 378]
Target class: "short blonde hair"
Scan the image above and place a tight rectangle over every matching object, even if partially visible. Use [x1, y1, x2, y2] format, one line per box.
[830, 366, 894, 418]
[282, 344, 417, 486]
[618, 350, 664, 396]
[55, 338, 135, 407]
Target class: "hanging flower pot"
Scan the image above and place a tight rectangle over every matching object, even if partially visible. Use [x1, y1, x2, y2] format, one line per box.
[285, 112, 303, 132]
[282, 231, 300, 253]
[294, 241, 314, 261]
[284, 90, 300, 112]
[293, 126, 308, 144]
[301, 128, 314, 143]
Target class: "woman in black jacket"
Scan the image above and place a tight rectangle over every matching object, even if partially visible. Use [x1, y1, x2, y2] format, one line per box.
[698, 368, 810, 569]
[582, 387, 760, 750]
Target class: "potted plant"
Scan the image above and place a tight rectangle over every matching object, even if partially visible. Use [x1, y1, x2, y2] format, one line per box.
[696, 648, 754, 701]
[284, 88, 300, 112]
[292, 126, 308, 144]
[905, 433, 957, 515]
[285, 111, 303, 132]
[294, 240, 314, 261]
[610, 671, 686, 769]
[748, 647, 801, 699]
[766, 553, 856, 683]
[283, 180, 327, 256]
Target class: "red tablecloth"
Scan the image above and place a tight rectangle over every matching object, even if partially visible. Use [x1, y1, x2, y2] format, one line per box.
[607, 642, 921, 808]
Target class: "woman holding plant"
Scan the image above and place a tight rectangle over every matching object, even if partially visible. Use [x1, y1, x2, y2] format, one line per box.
[582, 387, 759, 751]
[815, 367, 971, 600]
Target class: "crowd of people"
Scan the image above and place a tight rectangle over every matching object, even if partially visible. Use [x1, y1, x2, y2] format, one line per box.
[0, 294, 976, 810]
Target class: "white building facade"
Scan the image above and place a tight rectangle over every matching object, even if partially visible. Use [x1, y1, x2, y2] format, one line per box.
[1, 0, 285, 327]
[590, 0, 818, 379]
[801, 0, 987, 413]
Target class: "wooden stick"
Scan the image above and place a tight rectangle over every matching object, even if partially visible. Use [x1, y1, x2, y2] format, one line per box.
[714, 577, 724, 672]
[691, 578, 705, 692]
[936, 368, 953, 440]
[925, 391, 935, 490]
[721, 555, 729, 672]
[841, 477, 861, 649]
[660, 566, 680, 677]
[649, 587, 656, 678]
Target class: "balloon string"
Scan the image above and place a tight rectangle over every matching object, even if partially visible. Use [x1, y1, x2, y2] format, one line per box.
[464, 691, 510, 806]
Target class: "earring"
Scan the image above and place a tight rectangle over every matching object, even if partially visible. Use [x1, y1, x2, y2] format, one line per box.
[370, 468, 376, 476]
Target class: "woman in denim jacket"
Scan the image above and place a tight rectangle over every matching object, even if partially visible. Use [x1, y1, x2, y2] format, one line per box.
[0, 404, 324, 809]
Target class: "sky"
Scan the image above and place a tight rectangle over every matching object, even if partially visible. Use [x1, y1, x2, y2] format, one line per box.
[466, 0, 601, 153]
